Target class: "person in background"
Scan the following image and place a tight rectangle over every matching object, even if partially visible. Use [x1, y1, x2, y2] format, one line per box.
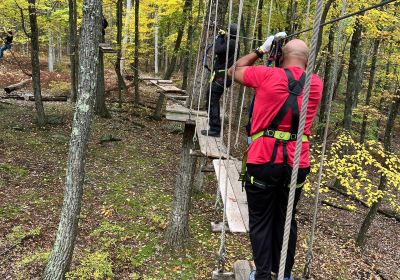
[0, 31, 13, 60]
[202, 23, 238, 137]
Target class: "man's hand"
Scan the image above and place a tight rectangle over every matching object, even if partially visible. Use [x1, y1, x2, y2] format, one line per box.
[258, 35, 274, 54]
[218, 29, 226, 37]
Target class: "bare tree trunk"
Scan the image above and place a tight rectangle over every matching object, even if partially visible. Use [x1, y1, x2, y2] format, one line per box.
[69, 0, 78, 102]
[133, 0, 140, 105]
[257, 0, 264, 42]
[163, 0, 193, 80]
[115, 0, 127, 108]
[28, 0, 46, 127]
[42, 0, 102, 278]
[48, 29, 54, 72]
[165, 121, 197, 249]
[356, 87, 400, 247]
[360, 39, 380, 143]
[318, 23, 335, 139]
[181, 2, 194, 90]
[95, 15, 111, 118]
[315, 0, 334, 60]
[120, 0, 132, 73]
[375, 53, 392, 139]
[343, 19, 362, 131]
[154, 9, 159, 75]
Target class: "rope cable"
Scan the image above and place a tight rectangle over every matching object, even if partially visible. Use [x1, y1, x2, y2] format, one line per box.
[193, 0, 215, 143]
[234, 0, 261, 148]
[277, 0, 324, 278]
[214, 0, 234, 212]
[303, 0, 347, 278]
[217, 0, 245, 272]
[204, 0, 220, 158]
[189, 0, 209, 116]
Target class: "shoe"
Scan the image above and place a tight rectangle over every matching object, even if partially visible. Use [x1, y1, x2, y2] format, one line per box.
[249, 270, 256, 280]
[201, 129, 220, 137]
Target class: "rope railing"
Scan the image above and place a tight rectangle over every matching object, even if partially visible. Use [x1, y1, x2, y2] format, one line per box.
[277, 0, 324, 278]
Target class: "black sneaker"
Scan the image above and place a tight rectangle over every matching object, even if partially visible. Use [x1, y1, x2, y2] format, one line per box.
[201, 129, 220, 137]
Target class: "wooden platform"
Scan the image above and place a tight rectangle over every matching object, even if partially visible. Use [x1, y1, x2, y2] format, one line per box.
[196, 117, 228, 159]
[99, 43, 117, 53]
[213, 159, 249, 233]
[165, 102, 207, 122]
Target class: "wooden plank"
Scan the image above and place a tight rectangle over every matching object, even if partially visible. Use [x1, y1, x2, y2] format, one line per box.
[99, 44, 117, 53]
[165, 94, 189, 101]
[165, 102, 207, 122]
[224, 160, 249, 231]
[213, 160, 247, 233]
[196, 117, 228, 159]
[157, 84, 185, 93]
[234, 260, 252, 280]
[157, 79, 173, 84]
[139, 76, 163, 81]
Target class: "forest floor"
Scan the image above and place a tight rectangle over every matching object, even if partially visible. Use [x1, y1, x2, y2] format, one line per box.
[0, 57, 399, 279]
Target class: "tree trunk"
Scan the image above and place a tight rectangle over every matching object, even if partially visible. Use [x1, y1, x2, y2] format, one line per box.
[165, 121, 197, 249]
[376, 54, 392, 139]
[95, 7, 111, 119]
[115, 0, 127, 108]
[154, 10, 159, 76]
[360, 39, 380, 143]
[120, 0, 132, 73]
[343, 18, 362, 131]
[48, 29, 54, 72]
[181, 1, 194, 90]
[315, 0, 334, 61]
[353, 43, 367, 108]
[133, 0, 140, 105]
[42, 0, 102, 278]
[257, 0, 264, 42]
[28, 0, 46, 127]
[356, 87, 400, 247]
[318, 23, 335, 139]
[163, 0, 193, 80]
[69, 0, 78, 102]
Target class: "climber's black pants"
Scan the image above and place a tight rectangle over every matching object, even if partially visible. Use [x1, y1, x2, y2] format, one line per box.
[245, 163, 310, 280]
[207, 79, 224, 133]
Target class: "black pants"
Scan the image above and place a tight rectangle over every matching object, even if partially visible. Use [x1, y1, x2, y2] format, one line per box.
[245, 163, 310, 280]
[208, 78, 229, 133]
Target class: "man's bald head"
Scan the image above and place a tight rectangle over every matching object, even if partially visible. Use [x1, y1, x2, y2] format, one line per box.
[281, 39, 309, 68]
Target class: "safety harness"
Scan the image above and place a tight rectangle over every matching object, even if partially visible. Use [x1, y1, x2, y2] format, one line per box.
[240, 69, 309, 188]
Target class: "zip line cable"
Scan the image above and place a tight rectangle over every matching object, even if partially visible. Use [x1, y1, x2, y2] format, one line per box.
[288, 0, 399, 39]
[235, 0, 398, 43]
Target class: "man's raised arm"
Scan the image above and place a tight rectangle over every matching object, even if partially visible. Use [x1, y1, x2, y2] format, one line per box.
[228, 32, 287, 85]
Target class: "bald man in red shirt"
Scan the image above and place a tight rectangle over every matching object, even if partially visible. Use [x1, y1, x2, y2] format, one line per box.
[228, 37, 323, 280]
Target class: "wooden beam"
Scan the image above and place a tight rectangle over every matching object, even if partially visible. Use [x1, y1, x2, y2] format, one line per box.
[233, 260, 252, 280]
